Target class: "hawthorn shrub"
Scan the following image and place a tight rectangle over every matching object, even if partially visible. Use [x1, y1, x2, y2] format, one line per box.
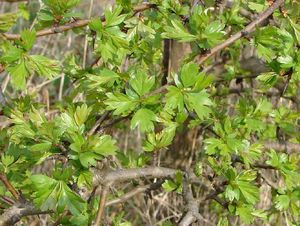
[0, 0, 299, 225]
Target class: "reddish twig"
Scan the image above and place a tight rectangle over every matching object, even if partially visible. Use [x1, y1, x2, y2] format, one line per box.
[0, 173, 20, 200]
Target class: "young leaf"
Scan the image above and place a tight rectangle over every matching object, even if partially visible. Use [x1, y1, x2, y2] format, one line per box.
[129, 71, 155, 96]
[7, 59, 29, 90]
[162, 19, 197, 42]
[31, 175, 86, 215]
[19, 30, 36, 51]
[180, 62, 199, 88]
[131, 108, 157, 132]
[185, 91, 213, 120]
[105, 93, 138, 116]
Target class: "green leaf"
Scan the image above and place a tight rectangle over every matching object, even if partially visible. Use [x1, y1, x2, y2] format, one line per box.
[89, 18, 103, 32]
[225, 184, 240, 202]
[131, 108, 157, 132]
[277, 55, 295, 68]
[105, 93, 138, 116]
[236, 205, 254, 224]
[165, 86, 184, 112]
[248, 2, 265, 12]
[1, 45, 23, 63]
[19, 30, 36, 51]
[202, 21, 225, 47]
[256, 72, 277, 87]
[185, 91, 213, 120]
[29, 55, 60, 78]
[7, 59, 29, 90]
[0, 13, 18, 32]
[78, 151, 100, 168]
[129, 71, 155, 96]
[104, 6, 127, 27]
[1, 155, 14, 168]
[162, 19, 197, 42]
[275, 194, 290, 211]
[236, 171, 259, 204]
[30, 142, 52, 152]
[162, 179, 177, 192]
[91, 135, 118, 156]
[289, 18, 300, 45]
[31, 175, 86, 215]
[74, 104, 91, 126]
[180, 62, 199, 88]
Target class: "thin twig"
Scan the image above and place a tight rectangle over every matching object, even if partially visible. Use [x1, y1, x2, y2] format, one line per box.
[197, 0, 285, 65]
[82, 0, 94, 68]
[0, 0, 28, 2]
[0, 173, 20, 200]
[88, 111, 111, 136]
[93, 186, 109, 226]
[2, 3, 157, 40]
[105, 180, 164, 207]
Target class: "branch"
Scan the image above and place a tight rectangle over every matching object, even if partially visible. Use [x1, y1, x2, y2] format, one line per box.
[2, 3, 156, 40]
[197, 0, 285, 65]
[93, 187, 109, 226]
[0, 0, 28, 2]
[0, 203, 50, 226]
[99, 167, 177, 185]
[105, 180, 163, 207]
[92, 167, 177, 224]
[264, 141, 300, 154]
[0, 173, 20, 200]
[179, 175, 203, 226]
[161, 39, 170, 85]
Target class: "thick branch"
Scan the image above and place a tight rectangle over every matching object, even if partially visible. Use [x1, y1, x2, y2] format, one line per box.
[264, 141, 300, 154]
[0, 203, 50, 226]
[198, 0, 285, 65]
[92, 167, 177, 224]
[179, 175, 203, 226]
[161, 39, 170, 85]
[98, 167, 177, 185]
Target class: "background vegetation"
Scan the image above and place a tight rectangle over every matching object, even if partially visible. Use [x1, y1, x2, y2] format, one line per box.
[0, 0, 299, 225]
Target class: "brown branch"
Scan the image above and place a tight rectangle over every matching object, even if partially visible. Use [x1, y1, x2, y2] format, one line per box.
[88, 111, 111, 136]
[197, 0, 285, 65]
[0, 203, 51, 226]
[2, 3, 156, 40]
[92, 167, 177, 224]
[161, 39, 170, 86]
[179, 175, 203, 226]
[99, 167, 177, 185]
[0, 173, 20, 200]
[105, 180, 163, 207]
[93, 187, 109, 226]
[0, 195, 15, 206]
[0, 0, 28, 2]
[264, 141, 300, 154]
